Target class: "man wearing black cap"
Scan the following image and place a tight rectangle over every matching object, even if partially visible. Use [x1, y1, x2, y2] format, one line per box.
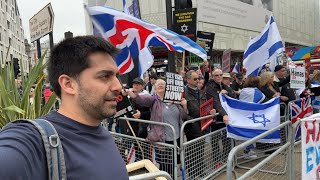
[231, 73, 244, 97]
[273, 65, 296, 115]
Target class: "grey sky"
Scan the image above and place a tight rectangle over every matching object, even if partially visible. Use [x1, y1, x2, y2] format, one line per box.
[16, 0, 87, 44]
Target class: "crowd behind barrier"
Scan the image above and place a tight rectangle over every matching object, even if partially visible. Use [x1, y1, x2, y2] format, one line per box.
[104, 96, 319, 180]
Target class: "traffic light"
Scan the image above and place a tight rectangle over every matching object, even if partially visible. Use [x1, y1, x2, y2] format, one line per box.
[175, 0, 192, 9]
[13, 58, 20, 79]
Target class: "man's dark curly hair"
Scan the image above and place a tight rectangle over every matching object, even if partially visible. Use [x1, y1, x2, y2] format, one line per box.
[47, 36, 118, 98]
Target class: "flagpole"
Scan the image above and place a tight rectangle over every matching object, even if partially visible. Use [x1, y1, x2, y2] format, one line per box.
[182, 50, 185, 73]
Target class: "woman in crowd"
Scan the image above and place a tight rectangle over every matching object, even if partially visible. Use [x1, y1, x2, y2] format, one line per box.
[259, 72, 281, 101]
[299, 71, 320, 98]
[240, 76, 266, 103]
[125, 79, 188, 176]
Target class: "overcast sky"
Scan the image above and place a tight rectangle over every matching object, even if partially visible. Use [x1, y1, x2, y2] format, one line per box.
[16, 0, 87, 44]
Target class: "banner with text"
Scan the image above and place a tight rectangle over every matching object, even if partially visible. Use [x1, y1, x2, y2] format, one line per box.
[290, 66, 305, 89]
[173, 8, 197, 41]
[197, 0, 271, 32]
[114, 93, 135, 118]
[197, 31, 215, 60]
[222, 49, 231, 73]
[301, 113, 320, 180]
[164, 72, 184, 104]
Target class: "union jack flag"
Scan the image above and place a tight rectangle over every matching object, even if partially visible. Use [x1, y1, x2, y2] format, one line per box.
[86, 6, 207, 74]
[290, 97, 313, 139]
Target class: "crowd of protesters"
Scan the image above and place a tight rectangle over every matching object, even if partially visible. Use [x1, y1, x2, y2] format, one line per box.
[108, 61, 320, 178]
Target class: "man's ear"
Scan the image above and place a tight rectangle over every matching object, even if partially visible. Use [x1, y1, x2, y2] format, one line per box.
[58, 75, 78, 96]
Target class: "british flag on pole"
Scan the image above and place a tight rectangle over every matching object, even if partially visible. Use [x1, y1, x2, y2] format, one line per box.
[290, 97, 313, 139]
[86, 6, 207, 74]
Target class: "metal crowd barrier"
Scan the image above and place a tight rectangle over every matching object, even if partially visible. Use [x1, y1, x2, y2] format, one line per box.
[109, 117, 179, 180]
[129, 171, 172, 180]
[180, 114, 232, 180]
[226, 121, 294, 180]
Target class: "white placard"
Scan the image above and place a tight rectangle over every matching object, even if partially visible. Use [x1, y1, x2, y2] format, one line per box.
[197, 0, 271, 32]
[29, 3, 54, 42]
[301, 114, 320, 180]
[290, 66, 305, 89]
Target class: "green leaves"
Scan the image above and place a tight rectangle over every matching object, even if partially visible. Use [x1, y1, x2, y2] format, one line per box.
[0, 49, 57, 128]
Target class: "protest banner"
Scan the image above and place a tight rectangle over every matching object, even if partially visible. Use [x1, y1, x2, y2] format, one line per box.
[164, 72, 184, 104]
[222, 49, 231, 73]
[200, 98, 214, 131]
[290, 66, 305, 89]
[114, 92, 135, 118]
[301, 113, 320, 180]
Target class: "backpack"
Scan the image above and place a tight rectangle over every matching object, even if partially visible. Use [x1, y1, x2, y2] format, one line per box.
[3, 119, 67, 180]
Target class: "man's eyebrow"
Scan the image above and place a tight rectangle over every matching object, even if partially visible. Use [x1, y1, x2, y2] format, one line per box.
[96, 70, 116, 76]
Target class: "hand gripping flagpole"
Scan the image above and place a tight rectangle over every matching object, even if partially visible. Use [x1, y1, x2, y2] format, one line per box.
[117, 76, 145, 159]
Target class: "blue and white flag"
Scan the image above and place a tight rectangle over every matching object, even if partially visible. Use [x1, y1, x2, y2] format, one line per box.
[243, 15, 284, 76]
[220, 94, 281, 143]
[312, 96, 320, 110]
[232, 62, 239, 73]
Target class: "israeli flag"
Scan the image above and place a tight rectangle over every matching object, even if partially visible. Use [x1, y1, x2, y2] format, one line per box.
[232, 62, 239, 73]
[220, 94, 281, 143]
[243, 15, 284, 76]
[312, 96, 320, 110]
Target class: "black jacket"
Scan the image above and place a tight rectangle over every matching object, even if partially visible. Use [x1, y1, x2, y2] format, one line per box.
[184, 86, 207, 137]
[206, 80, 236, 121]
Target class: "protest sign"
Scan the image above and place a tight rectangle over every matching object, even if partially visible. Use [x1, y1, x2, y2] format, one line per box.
[301, 113, 320, 180]
[290, 66, 305, 89]
[200, 98, 214, 131]
[164, 72, 184, 104]
[114, 93, 135, 118]
[222, 49, 231, 73]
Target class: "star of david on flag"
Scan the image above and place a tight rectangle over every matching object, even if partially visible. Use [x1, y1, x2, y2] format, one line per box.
[220, 94, 281, 143]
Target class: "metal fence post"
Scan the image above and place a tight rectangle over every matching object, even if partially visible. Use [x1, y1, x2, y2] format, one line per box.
[288, 119, 294, 180]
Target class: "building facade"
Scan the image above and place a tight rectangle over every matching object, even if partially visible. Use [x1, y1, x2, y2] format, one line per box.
[85, 0, 320, 69]
[0, 0, 29, 75]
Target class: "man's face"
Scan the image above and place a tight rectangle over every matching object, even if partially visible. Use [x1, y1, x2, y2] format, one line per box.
[132, 83, 144, 93]
[76, 52, 121, 121]
[187, 72, 200, 88]
[276, 68, 287, 78]
[212, 70, 223, 84]
[222, 77, 231, 86]
[150, 78, 157, 85]
[197, 79, 205, 89]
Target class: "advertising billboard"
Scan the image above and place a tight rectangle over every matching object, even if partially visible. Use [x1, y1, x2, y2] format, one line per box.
[198, 0, 272, 32]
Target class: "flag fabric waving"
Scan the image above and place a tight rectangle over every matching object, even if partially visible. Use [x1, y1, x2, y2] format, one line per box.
[86, 6, 207, 74]
[122, 0, 154, 78]
[290, 97, 313, 139]
[243, 15, 284, 76]
[220, 94, 281, 143]
[232, 62, 239, 73]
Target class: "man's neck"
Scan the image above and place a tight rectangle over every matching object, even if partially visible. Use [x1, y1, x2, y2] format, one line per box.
[187, 85, 198, 90]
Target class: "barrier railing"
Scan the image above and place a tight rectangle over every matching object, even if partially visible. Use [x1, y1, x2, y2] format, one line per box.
[110, 117, 179, 180]
[226, 121, 294, 180]
[180, 114, 232, 179]
[129, 171, 172, 180]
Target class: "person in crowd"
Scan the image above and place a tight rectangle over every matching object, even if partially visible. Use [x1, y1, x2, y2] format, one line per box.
[200, 60, 211, 85]
[206, 69, 232, 168]
[15, 79, 23, 99]
[184, 70, 216, 178]
[240, 76, 266, 103]
[145, 73, 157, 94]
[129, 77, 151, 138]
[259, 71, 281, 101]
[198, 77, 206, 94]
[0, 36, 129, 179]
[222, 73, 237, 98]
[239, 76, 266, 159]
[231, 73, 244, 97]
[310, 71, 320, 86]
[126, 78, 188, 176]
[299, 71, 320, 98]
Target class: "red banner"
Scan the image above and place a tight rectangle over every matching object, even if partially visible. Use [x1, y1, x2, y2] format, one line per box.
[200, 98, 214, 131]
